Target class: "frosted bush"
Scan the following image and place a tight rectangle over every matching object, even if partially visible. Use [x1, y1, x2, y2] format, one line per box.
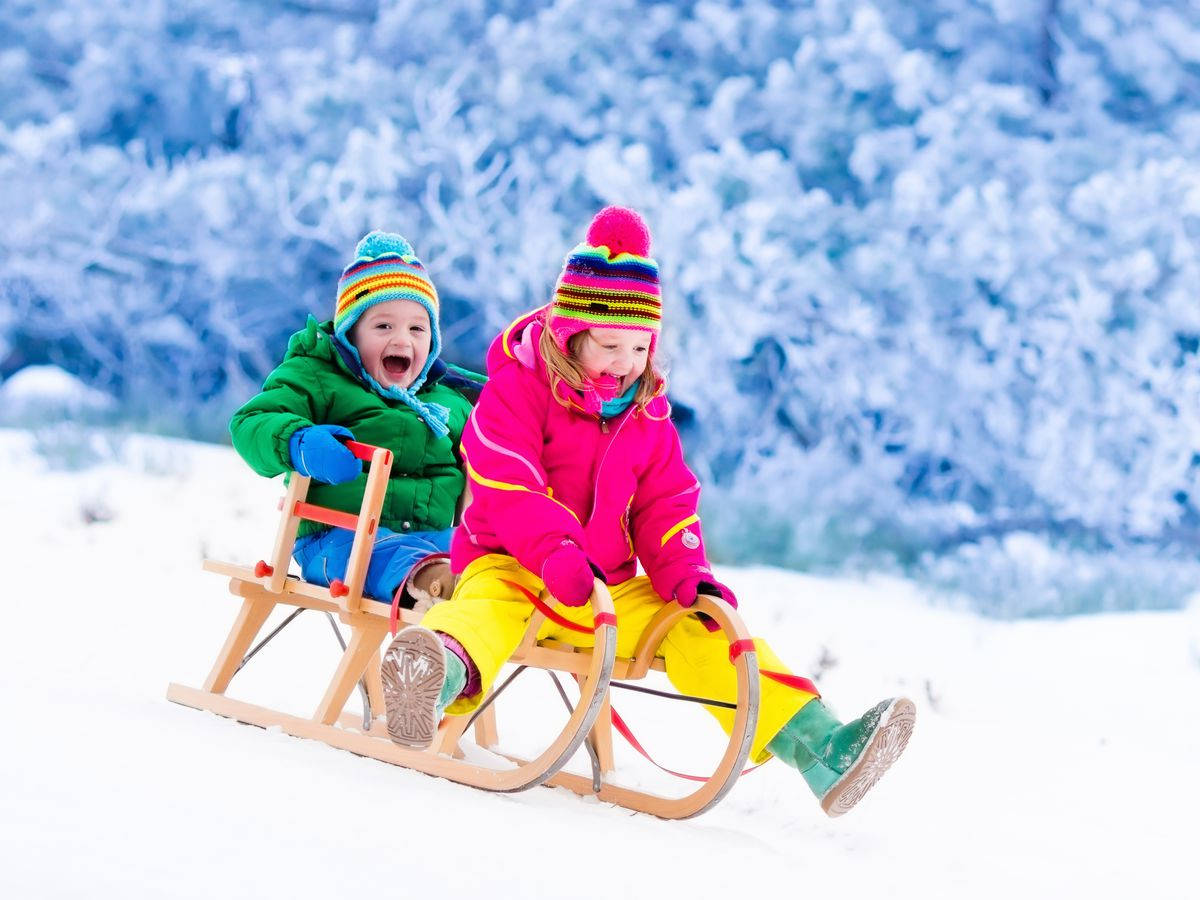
[3, 0, 1200, 614]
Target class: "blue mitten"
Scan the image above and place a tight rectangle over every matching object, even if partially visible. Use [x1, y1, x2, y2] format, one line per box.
[288, 425, 360, 484]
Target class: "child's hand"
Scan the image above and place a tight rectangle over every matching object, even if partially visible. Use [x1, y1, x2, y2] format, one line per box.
[288, 425, 361, 484]
[541, 541, 595, 607]
[674, 576, 738, 610]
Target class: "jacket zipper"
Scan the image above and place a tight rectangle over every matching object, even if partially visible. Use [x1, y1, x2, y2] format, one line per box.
[587, 409, 632, 528]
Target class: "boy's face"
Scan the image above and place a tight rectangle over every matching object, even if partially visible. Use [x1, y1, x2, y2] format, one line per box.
[348, 300, 432, 390]
[576, 327, 650, 394]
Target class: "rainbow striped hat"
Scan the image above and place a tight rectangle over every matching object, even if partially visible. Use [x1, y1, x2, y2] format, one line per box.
[548, 207, 661, 351]
[334, 231, 441, 387]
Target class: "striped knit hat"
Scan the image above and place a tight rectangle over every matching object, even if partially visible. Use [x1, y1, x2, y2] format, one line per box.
[333, 231, 441, 391]
[548, 207, 661, 351]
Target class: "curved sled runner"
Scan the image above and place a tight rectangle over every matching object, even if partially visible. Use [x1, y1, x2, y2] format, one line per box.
[167, 440, 759, 818]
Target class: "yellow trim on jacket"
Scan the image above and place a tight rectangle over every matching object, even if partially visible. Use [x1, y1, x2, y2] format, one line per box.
[660, 514, 700, 548]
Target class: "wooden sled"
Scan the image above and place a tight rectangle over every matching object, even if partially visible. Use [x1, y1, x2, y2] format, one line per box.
[167, 439, 760, 819]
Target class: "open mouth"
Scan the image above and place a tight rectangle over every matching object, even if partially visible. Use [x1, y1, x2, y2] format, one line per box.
[382, 354, 412, 381]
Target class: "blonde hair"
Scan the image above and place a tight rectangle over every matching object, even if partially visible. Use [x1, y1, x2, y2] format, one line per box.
[539, 323, 664, 412]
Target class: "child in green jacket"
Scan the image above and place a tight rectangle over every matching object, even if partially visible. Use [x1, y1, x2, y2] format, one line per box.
[230, 231, 481, 609]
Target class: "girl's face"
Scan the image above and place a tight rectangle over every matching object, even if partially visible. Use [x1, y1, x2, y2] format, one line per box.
[576, 327, 650, 394]
[349, 299, 432, 390]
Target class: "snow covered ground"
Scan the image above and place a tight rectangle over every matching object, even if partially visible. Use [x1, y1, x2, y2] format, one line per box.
[2, 427, 1197, 899]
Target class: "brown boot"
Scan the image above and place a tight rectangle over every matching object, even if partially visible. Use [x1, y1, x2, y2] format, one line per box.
[399, 553, 458, 614]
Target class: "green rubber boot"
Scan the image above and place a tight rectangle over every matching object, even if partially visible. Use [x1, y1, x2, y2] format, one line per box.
[380, 627, 467, 749]
[767, 696, 916, 817]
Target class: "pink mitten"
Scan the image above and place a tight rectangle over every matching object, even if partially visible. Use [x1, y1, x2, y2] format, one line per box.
[541, 542, 595, 607]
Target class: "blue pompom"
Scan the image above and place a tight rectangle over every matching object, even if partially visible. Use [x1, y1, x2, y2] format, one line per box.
[355, 230, 414, 260]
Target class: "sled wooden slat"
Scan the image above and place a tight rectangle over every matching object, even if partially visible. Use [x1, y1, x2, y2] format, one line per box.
[340, 443, 393, 614]
[331, 696, 498, 754]
[472, 699, 500, 749]
[265, 473, 310, 594]
[166, 684, 530, 786]
[202, 593, 275, 695]
[313, 616, 391, 725]
[364, 649, 385, 720]
[202, 561, 392, 624]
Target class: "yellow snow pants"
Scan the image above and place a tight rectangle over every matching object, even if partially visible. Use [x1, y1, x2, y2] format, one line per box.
[419, 553, 816, 762]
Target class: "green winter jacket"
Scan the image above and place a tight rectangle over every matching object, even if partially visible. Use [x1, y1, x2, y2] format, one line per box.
[230, 317, 478, 537]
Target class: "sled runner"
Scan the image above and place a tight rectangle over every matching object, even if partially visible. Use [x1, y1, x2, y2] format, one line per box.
[166, 440, 760, 818]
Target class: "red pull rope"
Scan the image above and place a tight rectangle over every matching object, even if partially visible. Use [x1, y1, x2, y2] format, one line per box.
[609, 705, 764, 782]
[604, 637, 819, 785]
[389, 590, 402, 636]
[762, 670, 820, 694]
[499, 578, 609, 633]
[729, 638, 820, 696]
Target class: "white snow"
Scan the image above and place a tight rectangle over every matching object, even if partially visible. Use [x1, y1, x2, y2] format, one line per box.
[0, 365, 115, 422]
[2, 427, 1196, 898]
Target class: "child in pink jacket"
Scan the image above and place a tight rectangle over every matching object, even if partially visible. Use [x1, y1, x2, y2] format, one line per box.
[381, 207, 914, 817]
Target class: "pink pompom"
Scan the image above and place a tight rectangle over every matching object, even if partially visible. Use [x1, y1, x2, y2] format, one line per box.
[585, 206, 651, 258]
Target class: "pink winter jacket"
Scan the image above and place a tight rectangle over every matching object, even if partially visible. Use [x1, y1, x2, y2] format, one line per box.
[451, 307, 717, 601]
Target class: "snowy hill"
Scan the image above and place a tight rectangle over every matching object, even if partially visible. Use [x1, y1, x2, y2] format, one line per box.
[1, 428, 1197, 898]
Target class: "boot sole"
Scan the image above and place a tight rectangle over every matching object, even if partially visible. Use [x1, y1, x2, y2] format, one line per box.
[380, 627, 446, 750]
[821, 697, 916, 817]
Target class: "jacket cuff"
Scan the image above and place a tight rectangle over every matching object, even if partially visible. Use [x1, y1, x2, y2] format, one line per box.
[275, 420, 311, 471]
[586, 557, 609, 585]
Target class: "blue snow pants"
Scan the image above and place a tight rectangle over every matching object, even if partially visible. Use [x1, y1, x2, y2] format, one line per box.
[292, 526, 452, 605]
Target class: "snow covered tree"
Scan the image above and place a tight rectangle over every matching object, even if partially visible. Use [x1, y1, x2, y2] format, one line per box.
[4, 0, 1200, 614]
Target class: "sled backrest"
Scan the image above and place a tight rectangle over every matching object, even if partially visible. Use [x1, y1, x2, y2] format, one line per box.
[255, 439, 393, 615]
